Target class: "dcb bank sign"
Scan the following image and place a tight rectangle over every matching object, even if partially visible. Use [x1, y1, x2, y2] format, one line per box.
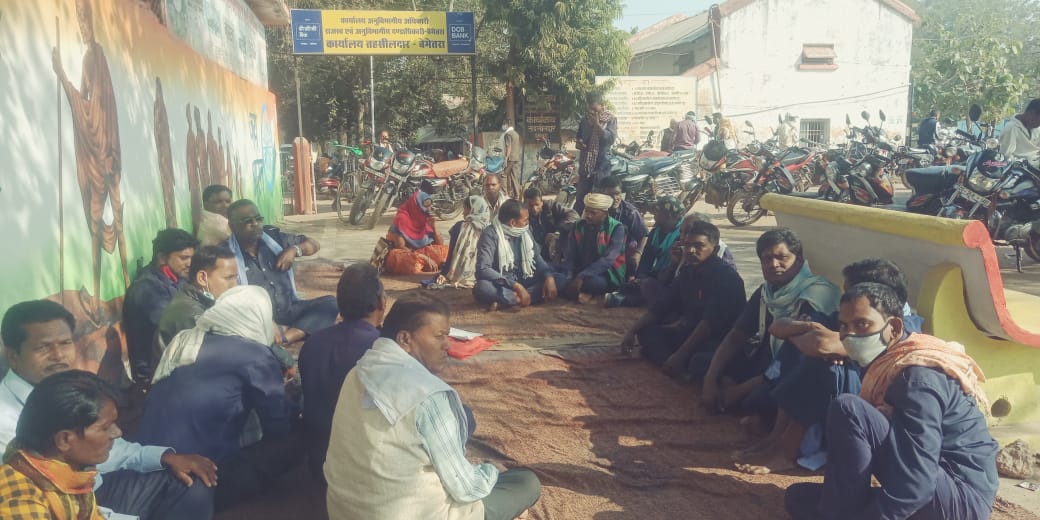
[291, 9, 475, 55]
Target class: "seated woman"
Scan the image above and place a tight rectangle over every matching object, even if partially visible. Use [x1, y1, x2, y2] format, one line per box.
[384, 191, 449, 275]
[437, 195, 491, 287]
[0, 370, 120, 520]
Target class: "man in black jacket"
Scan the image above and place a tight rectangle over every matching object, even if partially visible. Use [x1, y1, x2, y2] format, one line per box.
[524, 187, 579, 263]
[918, 110, 939, 147]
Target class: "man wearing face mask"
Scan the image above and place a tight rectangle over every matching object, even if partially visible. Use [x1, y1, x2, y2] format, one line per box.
[473, 200, 562, 310]
[620, 221, 746, 374]
[324, 294, 541, 519]
[786, 282, 997, 520]
[157, 245, 239, 349]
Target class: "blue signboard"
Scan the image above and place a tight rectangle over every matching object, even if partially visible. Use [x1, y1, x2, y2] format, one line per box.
[446, 12, 476, 55]
[291, 9, 324, 54]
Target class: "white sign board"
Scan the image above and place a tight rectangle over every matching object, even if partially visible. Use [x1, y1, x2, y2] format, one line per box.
[596, 76, 696, 148]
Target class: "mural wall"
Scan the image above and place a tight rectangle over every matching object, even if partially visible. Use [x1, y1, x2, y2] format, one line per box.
[0, 0, 280, 377]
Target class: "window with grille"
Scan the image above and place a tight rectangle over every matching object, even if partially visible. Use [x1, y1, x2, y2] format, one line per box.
[800, 119, 830, 147]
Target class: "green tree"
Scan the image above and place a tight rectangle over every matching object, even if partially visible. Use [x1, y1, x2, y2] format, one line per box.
[910, 0, 1036, 123]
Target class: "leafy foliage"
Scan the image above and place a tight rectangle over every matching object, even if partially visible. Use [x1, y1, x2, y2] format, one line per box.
[909, 0, 1038, 122]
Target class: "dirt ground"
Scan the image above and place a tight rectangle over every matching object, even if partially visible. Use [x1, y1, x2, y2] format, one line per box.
[214, 262, 1039, 520]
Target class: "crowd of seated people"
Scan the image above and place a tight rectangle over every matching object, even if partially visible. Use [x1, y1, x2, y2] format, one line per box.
[0, 176, 1001, 519]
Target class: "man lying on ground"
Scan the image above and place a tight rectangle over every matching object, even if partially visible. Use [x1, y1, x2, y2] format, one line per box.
[606, 195, 684, 308]
[225, 199, 338, 345]
[474, 199, 562, 311]
[136, 286, 298, 511]
[0, 300, 216, 519]
[325, 293, 541, 520]
[123, 228, 197, 385]
[299, 264, 385, 481]
[561, 193, 628, 304]
[620, 221, 746, 374]
[785, 282, 997, 520]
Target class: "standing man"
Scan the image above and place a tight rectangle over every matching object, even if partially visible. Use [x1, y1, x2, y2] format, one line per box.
[324, 293, 541, 519]
[660, 119, 678, 152]
[671, 111, 700, 152]
[53, 0, 131, 321]
[785, 283, 997, 520]
[999, 99, 1040, 163]
[502, 118, 523, 199]
[0, 300, 217, 519]
[917, 110, 940, 148]
[123, 228, 198, 385]
[574, 93, 617, 214]
[225, 199, 339, 344]
[524, 187, 578, 263]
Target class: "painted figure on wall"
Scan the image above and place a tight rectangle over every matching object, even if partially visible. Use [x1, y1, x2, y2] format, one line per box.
[53, 0, 130, 320]
[194, 107, 209, 193]
[153, 77, 177, 228]
[185, 103, 202, 232]
[207, 110, 221, 186]
[215, 126, 226, 186]
[224, 137, 234, 196]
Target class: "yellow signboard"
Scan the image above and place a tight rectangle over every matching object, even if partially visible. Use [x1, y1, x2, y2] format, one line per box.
[291, 9, 476, 56]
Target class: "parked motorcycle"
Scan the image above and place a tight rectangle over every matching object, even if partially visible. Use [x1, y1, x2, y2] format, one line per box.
[347, 145, 394, 226]
[726, 144, 801, 226]
[421, 142, 481, 220]
[817, 145, 896, 206]
[524, 137, 576, 195]
[606, 151, 685, 214]
[362, 147, 436, 229]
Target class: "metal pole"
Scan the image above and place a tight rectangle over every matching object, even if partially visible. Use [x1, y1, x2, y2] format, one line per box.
[294, 55, 303, 138]
[370, 56, 376, 142]
[470, 55, 478, 144]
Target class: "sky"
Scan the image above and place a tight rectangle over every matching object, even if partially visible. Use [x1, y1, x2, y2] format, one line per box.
[615, 0, 716, 32]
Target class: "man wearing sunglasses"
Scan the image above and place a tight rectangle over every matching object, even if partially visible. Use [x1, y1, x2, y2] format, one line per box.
[225, 200, 339, 346]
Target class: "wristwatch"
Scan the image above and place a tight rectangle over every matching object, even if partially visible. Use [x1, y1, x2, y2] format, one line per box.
[293, 245, 303, 257]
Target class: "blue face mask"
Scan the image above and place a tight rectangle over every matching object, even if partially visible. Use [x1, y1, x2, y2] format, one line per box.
[841, 321, 891, 366]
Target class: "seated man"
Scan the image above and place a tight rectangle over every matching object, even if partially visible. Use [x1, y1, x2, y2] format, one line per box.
[0, 300, 216, 519]
[0, 371, 119, 519]
[136, 286, 297, 511]
[483, 173, 511, 218]
[596, 176, 648, 275]
[785, 283, 998, 520]
[473, 199, 561, 311]
[606, 195, 684, 308]
[225, 199, 338, 344]
[523, 187, 578, 263]
[156, 245, 239, 348]
[123, 228, 198, 384]
[561, 193, 628, 304]
[678, 212, 737, 270]
[621, 221, 746, 377]
[197, 184, 233, 246]
[697, 229, 841, 446]
[299, 264, 385, 480]
[325, 293, 541, 520]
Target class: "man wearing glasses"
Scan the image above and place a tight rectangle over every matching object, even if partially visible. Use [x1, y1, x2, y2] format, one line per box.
[225, 199, 339, 346]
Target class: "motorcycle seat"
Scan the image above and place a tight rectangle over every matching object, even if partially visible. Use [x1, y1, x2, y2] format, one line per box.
[905, 166, 959, 194]
[907, 147, 932, 154]
[780, 153, 808, 166]
[429, 158, 470, 178]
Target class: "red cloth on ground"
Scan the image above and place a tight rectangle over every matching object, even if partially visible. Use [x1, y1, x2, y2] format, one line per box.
[448, 337, 498, 360]
[391, 192, 434, 242]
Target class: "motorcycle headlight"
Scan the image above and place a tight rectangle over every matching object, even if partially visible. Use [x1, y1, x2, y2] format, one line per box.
[985, 138, 1000, 150]
[391, 161, 411, 174]
[966, 171, 1001, 193]
[368, 159, 386, 171]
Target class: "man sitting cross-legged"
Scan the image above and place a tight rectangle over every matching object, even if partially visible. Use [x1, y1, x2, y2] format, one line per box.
[225, 199, 339, 345]
[299, 264, 386, 481]
[136, 286, 298, 511]
[524, 186, 579, 264]
[483, 173, 511, 219]
[561, 193, 628, 303]
[620, 220, 746, 375]
[785, 282, 998, 520]
[324, 293, 541, 520]
[0, 300, 217, 519]
[605, 195, 685, 309]
[473, 199, 562, 311]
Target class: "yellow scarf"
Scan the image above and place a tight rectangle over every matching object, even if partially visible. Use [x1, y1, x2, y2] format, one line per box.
[4, 447, 103, 520]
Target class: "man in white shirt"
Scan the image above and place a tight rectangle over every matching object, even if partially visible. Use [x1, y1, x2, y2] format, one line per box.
[1, 300, 218, 519]
[999, 99, 1040, 163]
[324, 293, 540, 520]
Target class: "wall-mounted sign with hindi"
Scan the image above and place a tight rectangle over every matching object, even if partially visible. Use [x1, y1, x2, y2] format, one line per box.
[291, 9, 476, 56]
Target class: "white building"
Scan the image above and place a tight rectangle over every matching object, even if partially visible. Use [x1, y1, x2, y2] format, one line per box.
[626, 0, 918, 145]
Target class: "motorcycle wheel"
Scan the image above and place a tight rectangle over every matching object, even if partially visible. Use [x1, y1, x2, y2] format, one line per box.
[1025, 233, 1040, 263]
[333, 189, 347, 224]
[366, 192, 390, 230]
[349, 190, 374, 226]
[435, 199, 464, 221]
[726, 189, 767, 227]
[682, 185, 705, 212]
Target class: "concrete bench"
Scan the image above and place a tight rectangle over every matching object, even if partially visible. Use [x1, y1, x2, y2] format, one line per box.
[761, 193, 1040, 444]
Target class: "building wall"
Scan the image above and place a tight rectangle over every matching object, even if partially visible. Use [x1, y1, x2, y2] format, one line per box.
[0, 0, 280, 376]
[164, 0, 269, 86]
[628, 37, 712, 76]
[717, 0, 912, 142]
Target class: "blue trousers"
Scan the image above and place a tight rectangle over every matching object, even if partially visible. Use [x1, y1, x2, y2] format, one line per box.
[473, 274, 566, 308]
[285, 295, 339, 334]
[785, 394, 990, 520]
[95, 469, 214, 520]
